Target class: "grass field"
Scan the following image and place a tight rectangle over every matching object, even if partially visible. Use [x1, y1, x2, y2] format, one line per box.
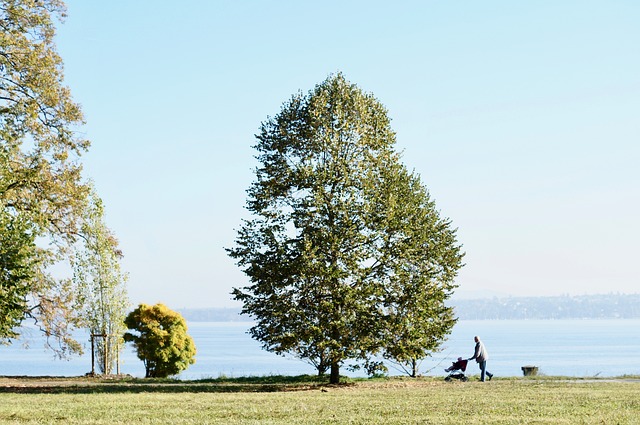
[0, 376, 638, 424]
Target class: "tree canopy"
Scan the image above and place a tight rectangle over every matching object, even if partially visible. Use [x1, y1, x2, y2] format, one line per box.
[124, 303, 196, 378]
[1, 0, 92, 351]
[228, 73, 464, 383]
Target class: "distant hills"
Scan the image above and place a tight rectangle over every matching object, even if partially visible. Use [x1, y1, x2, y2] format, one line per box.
[178, 307, 247, 322]
[178, 293, 640, 322]
[452, 293, 640, 320]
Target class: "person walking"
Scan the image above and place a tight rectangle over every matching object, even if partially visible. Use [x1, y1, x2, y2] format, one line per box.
[469, 335, 493, 382]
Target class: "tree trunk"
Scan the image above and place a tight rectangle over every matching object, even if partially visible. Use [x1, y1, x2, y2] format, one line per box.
[330, 361, 340, 384]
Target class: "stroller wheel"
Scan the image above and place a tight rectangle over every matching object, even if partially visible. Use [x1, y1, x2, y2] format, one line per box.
[461, 376, 468, 382]
[444, 376, 452, 382]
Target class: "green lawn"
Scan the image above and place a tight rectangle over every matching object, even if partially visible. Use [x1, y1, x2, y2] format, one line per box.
[0, 377, 638, 424]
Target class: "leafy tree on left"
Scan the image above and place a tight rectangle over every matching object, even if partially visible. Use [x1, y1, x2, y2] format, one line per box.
[0, 212, 38, 342]
[0, 0, 96, 354]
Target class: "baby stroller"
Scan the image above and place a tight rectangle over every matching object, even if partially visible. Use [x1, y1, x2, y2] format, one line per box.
[444, 357, 468, 382]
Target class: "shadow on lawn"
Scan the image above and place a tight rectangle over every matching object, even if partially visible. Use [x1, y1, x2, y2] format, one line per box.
[0, 375, 347, 394]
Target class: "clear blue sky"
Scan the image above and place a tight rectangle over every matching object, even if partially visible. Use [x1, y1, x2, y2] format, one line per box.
[55, 1, 639, 308]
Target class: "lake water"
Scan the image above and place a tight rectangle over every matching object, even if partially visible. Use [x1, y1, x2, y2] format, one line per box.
[1, 320, 639, 379]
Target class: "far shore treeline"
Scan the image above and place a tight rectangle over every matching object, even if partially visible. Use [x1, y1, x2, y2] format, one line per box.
[178, 293, 640, 322]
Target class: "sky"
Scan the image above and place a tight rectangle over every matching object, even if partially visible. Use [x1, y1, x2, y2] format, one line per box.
[53, 1, 639, 308]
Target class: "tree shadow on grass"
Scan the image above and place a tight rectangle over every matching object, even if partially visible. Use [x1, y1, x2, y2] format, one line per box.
[0, 375, 352, 394]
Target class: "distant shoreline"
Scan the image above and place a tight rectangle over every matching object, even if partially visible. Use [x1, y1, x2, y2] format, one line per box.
[452, 293, 640, 320]
[178, 293, 640, 322]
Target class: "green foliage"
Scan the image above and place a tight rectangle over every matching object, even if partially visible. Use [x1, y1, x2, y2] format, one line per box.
[0, 212, 38, 341]
[1, 0, 91, 354]
[72, 187, 129, 374]
[124, 303, 196, 378]
[229, 73, 464, 383]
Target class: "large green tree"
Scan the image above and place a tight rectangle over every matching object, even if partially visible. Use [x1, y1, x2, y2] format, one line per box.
[1, 0, 91, 352]
[72, 187, 129, 375]
[124, 304, 196, 378]
[228, 73, 464, 384]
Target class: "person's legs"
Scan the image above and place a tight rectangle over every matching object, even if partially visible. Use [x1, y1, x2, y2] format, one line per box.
[479, 361, 487, 381]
